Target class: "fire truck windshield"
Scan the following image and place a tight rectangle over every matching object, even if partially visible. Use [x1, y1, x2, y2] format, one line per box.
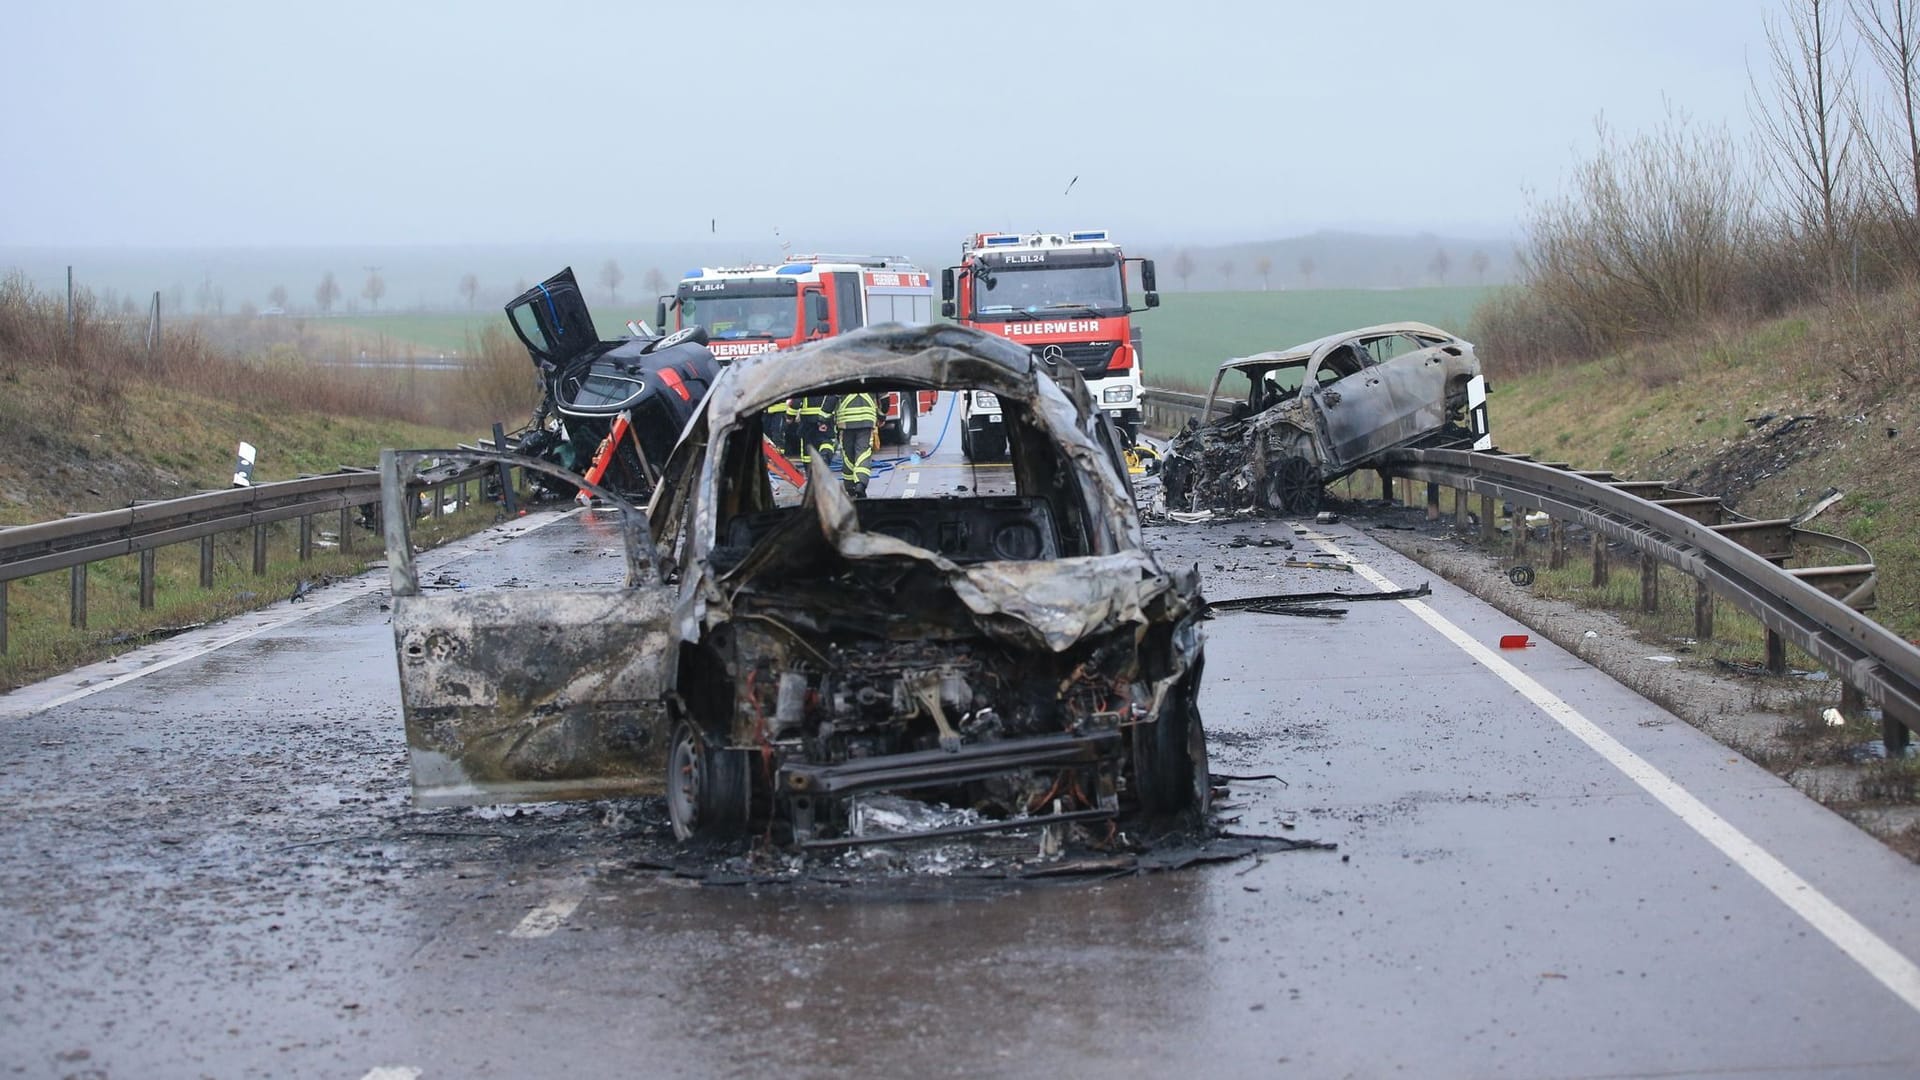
[969, 263, 1125, 318]
[677, 289, 799, 340]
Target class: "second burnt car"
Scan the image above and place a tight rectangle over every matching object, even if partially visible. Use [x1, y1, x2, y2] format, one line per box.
[1162, 322, 1491, 513]
[381, 324, 1209, 848]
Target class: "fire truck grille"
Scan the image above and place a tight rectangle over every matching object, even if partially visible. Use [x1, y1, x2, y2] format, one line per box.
[1030, 341, 1118, 376]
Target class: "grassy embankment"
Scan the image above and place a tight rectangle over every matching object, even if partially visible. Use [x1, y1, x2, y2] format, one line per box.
[1466, 285, 1920, 657]
[0, 277, 541, 690]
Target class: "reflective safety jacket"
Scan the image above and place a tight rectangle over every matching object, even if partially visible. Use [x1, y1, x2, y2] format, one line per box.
[833, 392, 878, 428]
[793, 396, 830, 418]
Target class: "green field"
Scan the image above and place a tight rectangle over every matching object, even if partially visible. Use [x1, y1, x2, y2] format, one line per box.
[324, 287, 1492, 390]
[1137, 286, 1492, 390]
[325, 304, 668, 355]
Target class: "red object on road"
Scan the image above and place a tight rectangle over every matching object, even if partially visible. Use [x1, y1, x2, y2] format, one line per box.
[1499, 634, 1534, 650]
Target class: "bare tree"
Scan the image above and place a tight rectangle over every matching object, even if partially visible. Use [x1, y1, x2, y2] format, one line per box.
[267, 284, 289, 311]
[1849, 0, 1920, 263]
[1428, 248, 1453, 284]
[1217, 259, 1236, 289]
[1754, 0, 1861, 286]
[1469, 249, 1492, 283]
[459, 273, 480, 309]
[195, 275, 216, 314]
[643, 267, 668, 299]
[599, 259, 625, 305]
[315, 271, 340, 315]
[362, 269, 387, 312]
[1297, 254, 1316, 286]
[1173, 251, 1195, 290]
[1254, 255, 1273, 290]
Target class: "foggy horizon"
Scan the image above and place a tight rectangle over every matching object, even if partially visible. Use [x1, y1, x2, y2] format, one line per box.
[4, 0, 1773, 252]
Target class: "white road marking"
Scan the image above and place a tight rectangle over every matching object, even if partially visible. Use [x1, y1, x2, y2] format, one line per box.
[510, 892, 584, 939]
[1317, 536, 1920, 1017]
[0, 508, 583, 722]
[360, 1068, 422, 1080]
[903, 469, 920, 498]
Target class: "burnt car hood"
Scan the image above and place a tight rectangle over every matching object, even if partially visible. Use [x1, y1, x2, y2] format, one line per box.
[718, 455, 1193, 654]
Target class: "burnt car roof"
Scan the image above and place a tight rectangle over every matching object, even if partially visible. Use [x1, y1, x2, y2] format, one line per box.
[1217, 321, 1460, 372]
[702, 323, 1039, 420]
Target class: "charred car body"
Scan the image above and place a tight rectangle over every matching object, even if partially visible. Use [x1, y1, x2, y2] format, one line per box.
[1162, 322, 1491, 513]
[382, 324, 1208, 847]
[506, 267, 720, 501]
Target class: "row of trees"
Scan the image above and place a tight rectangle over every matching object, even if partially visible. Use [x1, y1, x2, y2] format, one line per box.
[174, 260, 676, 318]
[1480, 0, 1920, 367]
[1162, 249, 1494, 291]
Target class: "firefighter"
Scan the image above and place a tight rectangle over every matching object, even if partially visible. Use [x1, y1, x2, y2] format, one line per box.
[792, 395, 835, 465]
[832, 390, 878, 497]
[763, 399, 793, 454]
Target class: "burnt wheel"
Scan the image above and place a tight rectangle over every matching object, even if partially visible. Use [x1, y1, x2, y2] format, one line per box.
[1133, 662, 1211, 818]
[1263, 456, 1322, 514]
[666, 722, 751, 842]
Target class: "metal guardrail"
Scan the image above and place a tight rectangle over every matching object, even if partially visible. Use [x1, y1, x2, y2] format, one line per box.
[0, 455, 511, 654]
[1139, 388, 1918, 751]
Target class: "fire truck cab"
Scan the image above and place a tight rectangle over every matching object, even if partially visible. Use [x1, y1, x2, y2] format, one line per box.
[942, 230, 1158, 459]
[660, 255, 935, 445]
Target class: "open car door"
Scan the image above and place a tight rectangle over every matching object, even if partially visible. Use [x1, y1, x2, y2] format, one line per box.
[379, 450, 678, 806]
[505, 267, 600, 372]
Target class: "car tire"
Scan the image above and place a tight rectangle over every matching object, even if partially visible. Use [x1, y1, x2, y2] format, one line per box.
[972, 427, 1006, 461]
[960, 421, 975, 461]
[1131, 661, 1210, 819]
[1264, 456, 1322, 514]
[666, 721, 752, 842]
[1162, 455, 1192, 507]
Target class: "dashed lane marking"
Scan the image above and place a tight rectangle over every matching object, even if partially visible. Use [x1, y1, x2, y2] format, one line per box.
[359, 1068, 422, 1080]
[510, 892, 585, 939]
[1316, 535, 1920, 1017]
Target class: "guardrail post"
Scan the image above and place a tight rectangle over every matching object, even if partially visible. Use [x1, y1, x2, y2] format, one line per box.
[1591, 533, 1610, 587]
[1881, 699, 1913, 757]
[1765, 631, 1787, 675]
[1378, 468, 1394, 505]
[1480, 495, 1496, 543]
[1640, 553, 1659, 612]
[1511, 506, 1527, 557]
[431, 485, 443, 519]
[1, 581, 8, 654]
[457, 480, 468, 512]
[1426, 482, 1440, 521]
[1548, 520, 1568, 570]
[494, 422, 520, 516]
[200, 536, 214, 588]
[1453, 488, 1469, 527]
[70, 564, 87, 629]
[298, 515, 312, 562]
[252, 525, 268, 575]
[1694, 580, 1714, 640]
[339, 507, 353, 554]
[139, 549, 156, 610]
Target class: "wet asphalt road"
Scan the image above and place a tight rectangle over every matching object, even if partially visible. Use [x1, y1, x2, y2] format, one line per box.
[7, 414, 1920, 1078]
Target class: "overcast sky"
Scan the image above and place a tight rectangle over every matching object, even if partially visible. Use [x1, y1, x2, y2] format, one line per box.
[1, 0, 1773, 250]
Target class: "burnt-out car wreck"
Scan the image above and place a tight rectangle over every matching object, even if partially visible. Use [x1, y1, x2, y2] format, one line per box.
[1162, 322, 1491, 514]
[381, 324, 1209, 849]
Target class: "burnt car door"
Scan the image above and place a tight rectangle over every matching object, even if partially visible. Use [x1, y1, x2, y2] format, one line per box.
[506, 267, 600, 372]
[380, 450, 680, 806]
[1366, 331, 1459, 448]
[1304, 342, 1390, 468]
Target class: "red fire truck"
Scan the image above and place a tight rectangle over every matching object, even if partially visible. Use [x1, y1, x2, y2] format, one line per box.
[658, 255, 935, 445]
[941, 230, 1158, 459]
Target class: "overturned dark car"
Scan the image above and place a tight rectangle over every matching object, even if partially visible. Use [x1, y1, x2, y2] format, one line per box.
[1162, 322, 1490, 513]
[381, 324, 1209, 848]
[505, 267, 720, 501]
